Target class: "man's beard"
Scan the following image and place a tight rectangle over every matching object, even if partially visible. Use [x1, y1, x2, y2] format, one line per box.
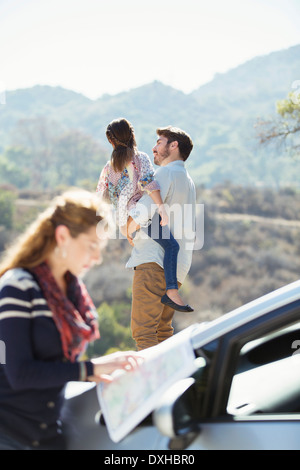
[154, 144, 170, 165]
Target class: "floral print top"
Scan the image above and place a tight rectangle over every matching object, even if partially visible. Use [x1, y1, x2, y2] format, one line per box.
[96, 152, 160, 227]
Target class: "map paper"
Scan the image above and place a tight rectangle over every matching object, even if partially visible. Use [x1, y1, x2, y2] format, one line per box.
[97, 325, 198, 442]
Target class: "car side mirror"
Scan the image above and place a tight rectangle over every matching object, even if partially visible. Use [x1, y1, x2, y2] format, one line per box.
[153, 377, 200, 450]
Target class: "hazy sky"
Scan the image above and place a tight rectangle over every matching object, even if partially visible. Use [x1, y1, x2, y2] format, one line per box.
[0, 0, 299, 99]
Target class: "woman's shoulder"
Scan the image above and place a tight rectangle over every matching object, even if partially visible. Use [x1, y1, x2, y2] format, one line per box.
[0, 268, 51, 321]
[134, 151, 153, 169]
[102, 160, 112, 172]
[0, 268, 39, 292]
[134, 151, 150, 161]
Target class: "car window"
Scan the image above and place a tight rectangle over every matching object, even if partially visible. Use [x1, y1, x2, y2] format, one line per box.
[227, 321, 300, 417]
[191, 339, 220, 419]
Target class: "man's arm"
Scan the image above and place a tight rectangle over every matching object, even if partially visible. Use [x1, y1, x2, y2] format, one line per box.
[128, 166, 170, 227]
[126, 166, 171, 245]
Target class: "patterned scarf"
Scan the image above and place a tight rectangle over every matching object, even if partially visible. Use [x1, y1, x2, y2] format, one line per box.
[30, 262, 100, 362]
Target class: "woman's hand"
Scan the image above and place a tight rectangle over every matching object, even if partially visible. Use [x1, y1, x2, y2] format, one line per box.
[126, 217, 140, 243]
[88, 351, 143, 383]
[127, 231, 135, 247]
[158, 204, 169, 226]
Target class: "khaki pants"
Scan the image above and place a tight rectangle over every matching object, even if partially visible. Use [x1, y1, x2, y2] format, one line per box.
[131, 262, 181, 350]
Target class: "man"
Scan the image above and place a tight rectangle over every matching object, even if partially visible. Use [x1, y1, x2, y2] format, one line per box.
[126, 126, 196, 350]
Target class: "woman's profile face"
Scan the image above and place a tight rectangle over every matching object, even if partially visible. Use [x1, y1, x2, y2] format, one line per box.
[65, 226, 103, 276]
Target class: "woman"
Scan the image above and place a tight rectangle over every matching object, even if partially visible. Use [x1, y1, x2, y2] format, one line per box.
[0, 189, 140, 450]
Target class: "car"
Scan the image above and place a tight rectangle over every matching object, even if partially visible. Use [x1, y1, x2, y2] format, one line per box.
[63, 279, 300, 450]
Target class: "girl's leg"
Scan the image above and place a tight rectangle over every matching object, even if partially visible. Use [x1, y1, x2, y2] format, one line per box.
[147, 219, 193, 311]
[147, 221, 179, 290]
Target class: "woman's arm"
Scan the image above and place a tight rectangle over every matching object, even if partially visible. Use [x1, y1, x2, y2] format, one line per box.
[96, 162, 111, 202]
[0, 281, 84, 390]
[137, 153, 160, 195]
[88, 351, 142, 383]
[0, 280, 141, 389]
[1, 317, 83, 389]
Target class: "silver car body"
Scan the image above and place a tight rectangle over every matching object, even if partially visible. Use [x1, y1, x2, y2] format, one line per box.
[64, 279, 300, 450]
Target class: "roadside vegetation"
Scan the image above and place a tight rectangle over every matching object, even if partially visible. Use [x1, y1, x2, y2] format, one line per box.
[1, 182, 299, 354]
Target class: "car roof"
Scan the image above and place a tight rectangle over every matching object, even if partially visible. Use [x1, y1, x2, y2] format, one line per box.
[191, 279, 300, 350]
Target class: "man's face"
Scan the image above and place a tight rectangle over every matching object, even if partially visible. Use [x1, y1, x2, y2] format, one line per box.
[152, 135, 171, 166]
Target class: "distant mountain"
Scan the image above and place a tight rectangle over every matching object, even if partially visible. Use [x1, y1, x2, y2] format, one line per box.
[1, 44, 300, 189]
[191, 45, 300, 114]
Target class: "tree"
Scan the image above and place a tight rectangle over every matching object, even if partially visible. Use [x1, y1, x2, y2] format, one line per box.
[53, 129, 108, 188]
[0, 189, 16, 230]
[11, 117, 61, 189]
[87, 302, 135, 357]
[256, 88, 300, 157]
[0, 149, 31, 188]
[7, 117, 109, 190]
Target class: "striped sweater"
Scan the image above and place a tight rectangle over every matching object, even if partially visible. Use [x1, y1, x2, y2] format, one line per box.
[0, 268, 94, 449]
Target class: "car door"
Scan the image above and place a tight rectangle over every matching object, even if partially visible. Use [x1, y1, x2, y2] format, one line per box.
[181, 300, 300, 450]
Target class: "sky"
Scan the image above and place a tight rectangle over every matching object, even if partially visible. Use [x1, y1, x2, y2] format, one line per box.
[0, 0, 300, 100]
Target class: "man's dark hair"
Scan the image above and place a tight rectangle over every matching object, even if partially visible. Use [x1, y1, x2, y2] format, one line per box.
[156, 126, 193, 161]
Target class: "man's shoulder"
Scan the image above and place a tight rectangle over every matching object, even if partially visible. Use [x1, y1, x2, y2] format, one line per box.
[154, 165, 170, 176]
[153, 166, 173, 189]
[155, 162, 194, 181]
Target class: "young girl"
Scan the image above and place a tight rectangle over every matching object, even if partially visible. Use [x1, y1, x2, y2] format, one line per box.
[96, 118, 193, 312]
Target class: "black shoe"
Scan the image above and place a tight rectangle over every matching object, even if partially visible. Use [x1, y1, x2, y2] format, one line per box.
[161, 294, 194, 312]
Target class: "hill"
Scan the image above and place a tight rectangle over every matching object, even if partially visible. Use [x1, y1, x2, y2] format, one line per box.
[0, 44, 300, 189]
[82, 182, 300, 340]
[1, 183, 299, 345]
